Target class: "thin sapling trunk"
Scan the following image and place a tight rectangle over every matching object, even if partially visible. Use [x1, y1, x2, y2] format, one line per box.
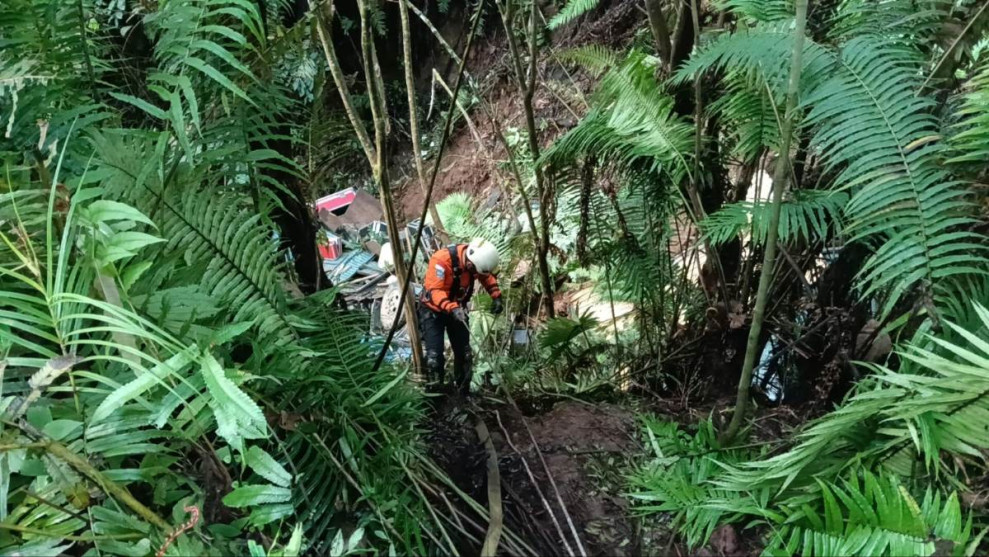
[721, 0, 809, 443]
[398, 0, 448, 242]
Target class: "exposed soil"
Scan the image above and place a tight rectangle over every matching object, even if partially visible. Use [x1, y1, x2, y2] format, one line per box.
[392, 0, 643, 221]
[490, 400, 640, 556]
[428, 397, 644, 556]
[424, 390, 811, 556]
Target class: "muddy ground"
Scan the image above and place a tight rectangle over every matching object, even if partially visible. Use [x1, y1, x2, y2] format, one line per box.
[427, 399, 777, 557]
[428, 398, 646, 556]
[425, 394, 790, 556]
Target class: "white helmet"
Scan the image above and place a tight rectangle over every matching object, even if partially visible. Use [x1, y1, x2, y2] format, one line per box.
[466, 238, 499, 273]
[378, 242, 395, 273]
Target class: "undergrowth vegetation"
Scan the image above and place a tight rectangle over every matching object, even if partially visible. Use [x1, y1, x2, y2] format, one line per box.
[2, 0, 989, 555]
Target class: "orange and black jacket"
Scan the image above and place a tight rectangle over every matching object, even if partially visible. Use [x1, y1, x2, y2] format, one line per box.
[421, 244, 501, 313]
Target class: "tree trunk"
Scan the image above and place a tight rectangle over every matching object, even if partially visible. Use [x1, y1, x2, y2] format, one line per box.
[644, 0, 672, 70]
[316, 0, 424, 372]
[359, 0, 424, 373]
[721, 0, 808, 443]
[576, 157, 594, 266]
[527, 0, 556, 319]
[498, 0, 556, 318]
[398, 0, 448, 242]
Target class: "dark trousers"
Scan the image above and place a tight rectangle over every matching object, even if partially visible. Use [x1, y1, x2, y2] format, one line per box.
[419, 306, 472, 394]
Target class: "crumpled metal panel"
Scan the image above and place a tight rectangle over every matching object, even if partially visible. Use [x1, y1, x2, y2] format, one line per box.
[324, 250, 375, 283]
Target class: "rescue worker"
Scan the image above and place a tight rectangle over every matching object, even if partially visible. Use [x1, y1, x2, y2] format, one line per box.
[420, 238, 503, 394]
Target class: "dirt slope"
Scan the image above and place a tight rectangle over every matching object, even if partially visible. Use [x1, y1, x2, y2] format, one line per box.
[393, 0, 642, 221]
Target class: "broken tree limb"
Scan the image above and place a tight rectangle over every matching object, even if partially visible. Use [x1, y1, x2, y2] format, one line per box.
[431, 70, 486, 150]
[475, 419, 504, 557]
[644, 0, 673, 70]
[11, 420, 171, 531]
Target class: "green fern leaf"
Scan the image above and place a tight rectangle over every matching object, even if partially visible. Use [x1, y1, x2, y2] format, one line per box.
[708, 72, 782, 161]
[828, 0, 951, 45]
[948, 59, 989, 165]
[246, 446, 292, 488]
[701, 190, 847, 247]
[200, 353, 267, 451]
[222, 484, 293, 508]
[804, 37, 987, 316]
[714, 0, 792, 24]
[547, 0, 600, 30]
[543, 52, 694, 182]
[89, 348, 198, 424]
[556, 45, 618, 76]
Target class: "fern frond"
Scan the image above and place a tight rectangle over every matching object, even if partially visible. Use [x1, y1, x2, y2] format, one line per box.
[543, 52, 694, 182]
[434, 192, 515, 260]
[701, 190, 847, 247]
[276, 298, 436, 553]
[556, 45, 618, 76]
[547, 0, 601, 30]
[828, 0, 952, 45]
[672, 24, 832, 95]
[0, 0, 114, 155]
[713, 0, 793, 24]
[804, 37, 987, 317]
[720, 302, 989, 495]
[91, 132, 300, 347]
[629, 417, 773, 548]
[540, 311, 600, 359]
[708, 71, 782, 162]
[947, 58, 989, 165]
[765, 472, 972, 556]
[161, 187, 298, 346]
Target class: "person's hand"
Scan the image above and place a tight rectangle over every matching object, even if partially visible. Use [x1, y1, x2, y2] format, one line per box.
[491, 297, 503, 315]
[451, 307, 467, 324]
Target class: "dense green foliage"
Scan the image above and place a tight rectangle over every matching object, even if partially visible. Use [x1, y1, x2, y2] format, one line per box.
[0, 1, 455, 555]
[3, 0, 989, 555]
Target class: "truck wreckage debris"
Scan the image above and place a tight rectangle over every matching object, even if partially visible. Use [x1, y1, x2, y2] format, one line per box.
[315, 188, 441, 352]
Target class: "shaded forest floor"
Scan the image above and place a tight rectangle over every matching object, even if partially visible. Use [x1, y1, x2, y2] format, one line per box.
[426, 392, 807, 556]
